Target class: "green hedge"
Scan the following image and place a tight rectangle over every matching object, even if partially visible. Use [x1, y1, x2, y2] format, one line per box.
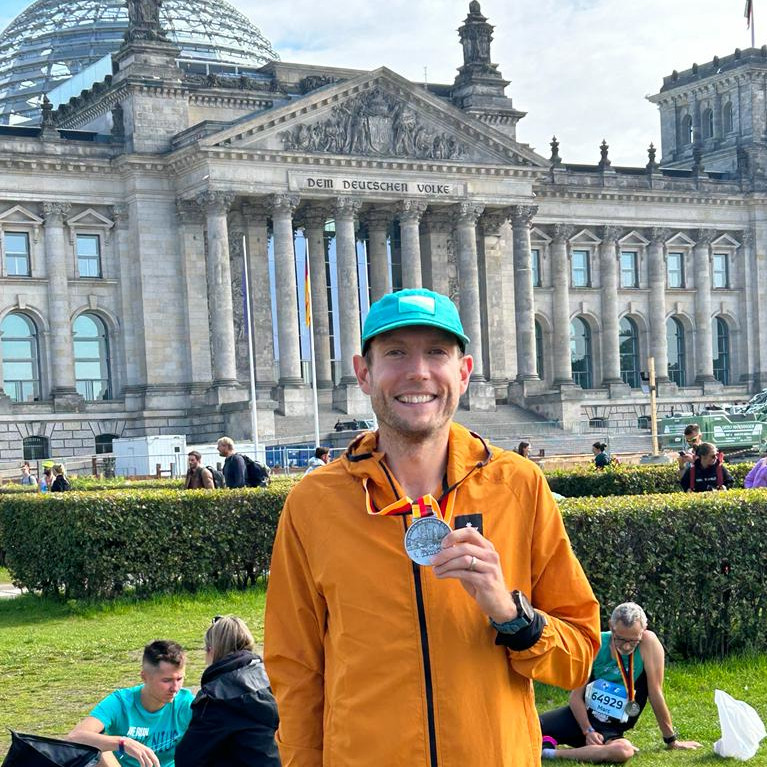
[2, 482, 766, 660]
[562, 490, 767, 659]
[0, 487, 287, 598]
[545, 461, 752, 498]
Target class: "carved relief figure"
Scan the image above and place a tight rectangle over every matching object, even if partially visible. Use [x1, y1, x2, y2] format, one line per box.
[279, 87, 469, 161]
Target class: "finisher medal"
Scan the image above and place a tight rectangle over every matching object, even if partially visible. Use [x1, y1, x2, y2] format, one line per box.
[404, 516, 452, 566]
[626, 701, 641, 717]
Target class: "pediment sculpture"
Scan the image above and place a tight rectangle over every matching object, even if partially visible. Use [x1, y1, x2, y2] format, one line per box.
[279, 87, 469, 161]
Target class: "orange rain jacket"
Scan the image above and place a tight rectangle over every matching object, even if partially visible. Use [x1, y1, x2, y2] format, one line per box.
[265, 423, 600, 767]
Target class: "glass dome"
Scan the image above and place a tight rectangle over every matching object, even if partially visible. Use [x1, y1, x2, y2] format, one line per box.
[0, 0, 279, 124]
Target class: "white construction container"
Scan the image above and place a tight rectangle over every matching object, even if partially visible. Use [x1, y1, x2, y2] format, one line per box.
[113, 435, 187, 478]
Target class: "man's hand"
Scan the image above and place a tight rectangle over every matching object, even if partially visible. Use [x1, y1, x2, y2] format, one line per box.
[585, 730, 605, 746]
[122, 738, 161, 767]
[431, 526, 517, 622]
[669, 739, 702, 751]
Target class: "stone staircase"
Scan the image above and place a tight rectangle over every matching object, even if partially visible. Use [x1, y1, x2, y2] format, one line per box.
[271, 399, 653, 458]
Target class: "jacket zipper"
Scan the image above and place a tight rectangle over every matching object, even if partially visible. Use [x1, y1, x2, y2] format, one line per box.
[403, 515, 439, 767]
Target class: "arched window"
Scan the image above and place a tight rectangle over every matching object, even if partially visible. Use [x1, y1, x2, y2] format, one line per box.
[667, 317, 686, 387]
[534, 320, 544, 379]
[619, 317, 641, 388]
[73, 313, 111, 400]
[570, 317, 593, 389]
[713, 317, 730, 385]
[702, 108, 714, 140]
[95, 433, 117, 454]
[723, 101, 734, 134]
[23, 435, 49, 461]
[1, 312, 41, 402]
[681, 114, 693, 145]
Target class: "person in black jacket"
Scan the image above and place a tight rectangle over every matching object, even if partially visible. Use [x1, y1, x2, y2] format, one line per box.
[216, 437, 246, 489]
[679, 442, 734, 492]
[50, 464, 70, 492]
[175, 615, 281, 767]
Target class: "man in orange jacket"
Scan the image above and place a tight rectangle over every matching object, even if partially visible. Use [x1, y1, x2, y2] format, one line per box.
[265, 288, 600, 767]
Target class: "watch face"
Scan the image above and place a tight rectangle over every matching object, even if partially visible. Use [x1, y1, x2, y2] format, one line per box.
[514, 591, 535, 622]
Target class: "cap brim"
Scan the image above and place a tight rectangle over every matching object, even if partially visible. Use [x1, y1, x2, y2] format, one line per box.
[362, 318, 470, 348]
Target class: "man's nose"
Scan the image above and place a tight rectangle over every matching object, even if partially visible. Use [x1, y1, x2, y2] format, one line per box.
[405, 354, 430, 378]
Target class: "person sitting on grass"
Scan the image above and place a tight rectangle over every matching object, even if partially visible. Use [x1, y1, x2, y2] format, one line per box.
[175, 615, 280, 767]
[679, 442, 734, 492]
[68, 639, 193, 767]
[539, 602, 701, 763]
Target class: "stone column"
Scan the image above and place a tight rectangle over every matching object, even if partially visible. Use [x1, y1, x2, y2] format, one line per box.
[333, 197, 368, 413]
[366, 207, 392, 301]
[242, 202, 277, 392]
[420, 211, 452, 295]
[693, 229, 717, 384]
[741, 230, 761, 387]
[268, 195, 302, 385]
[176, 199, 213, 394]
[599, 226, 624, 388]
[43, 202, 79, 404]
[303, 205, 333, 389]
[398, 199, 427, 288]
[511, 204, 540, 382]
[198, 191, 238, 388]
[455, 202, 495, 410]
[551, 224, 575, 386]
[647, 228, 670, 383]
[479, 210, 509, 388]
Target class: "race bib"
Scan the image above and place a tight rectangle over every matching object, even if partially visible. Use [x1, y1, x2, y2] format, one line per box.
[585, 679, 628, 722]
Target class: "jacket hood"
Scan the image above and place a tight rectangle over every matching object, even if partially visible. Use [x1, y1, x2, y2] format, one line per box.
[198, 651, 271, 701]
[341, 422, 496, 506]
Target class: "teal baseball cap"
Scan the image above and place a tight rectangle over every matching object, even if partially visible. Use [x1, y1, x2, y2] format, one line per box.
[361, 289, 470, 351]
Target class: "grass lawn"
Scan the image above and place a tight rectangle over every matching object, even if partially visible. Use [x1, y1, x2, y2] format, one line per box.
[0, 587, 266, 758]
[0, 588, 765, 764]
[0, 566, 10, 582]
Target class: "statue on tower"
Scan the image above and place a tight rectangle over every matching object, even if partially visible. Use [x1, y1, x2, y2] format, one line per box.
[125, 0, 169, 42]
[458, 1, 494, 69]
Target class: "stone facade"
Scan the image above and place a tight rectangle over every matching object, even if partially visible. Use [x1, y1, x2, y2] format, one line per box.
[0, 1, 763, 462]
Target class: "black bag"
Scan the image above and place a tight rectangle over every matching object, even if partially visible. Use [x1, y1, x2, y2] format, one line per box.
[205, 466, 226, 489]
[242, 454, 270, 487]
[1, 731, 100, 767]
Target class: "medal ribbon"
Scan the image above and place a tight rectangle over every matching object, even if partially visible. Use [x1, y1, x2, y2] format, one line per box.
[614, 648, 635, 706]
[363, 477, 457, 525]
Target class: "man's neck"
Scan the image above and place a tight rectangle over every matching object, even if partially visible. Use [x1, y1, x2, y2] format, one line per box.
[378, 427, 450, 499]
[139, 688, 164, 713]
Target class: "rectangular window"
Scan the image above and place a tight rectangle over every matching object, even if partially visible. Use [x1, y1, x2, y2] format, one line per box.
[76, 234, 101, 278]
[712, 253, 729, 288]
[531, 248, 541, 287]
[667, 252, 684, 288]
[571, 249, 590, 287]
[620, 251, 639, 288]
[4, 231, 30, 276]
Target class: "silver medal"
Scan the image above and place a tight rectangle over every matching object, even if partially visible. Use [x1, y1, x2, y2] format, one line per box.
[626, 701, 640, 717]
[404, 516, 451, 565]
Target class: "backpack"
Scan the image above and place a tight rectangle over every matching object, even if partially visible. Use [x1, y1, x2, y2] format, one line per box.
[205, 466, 225, 489]
[242, 454, 271, 487]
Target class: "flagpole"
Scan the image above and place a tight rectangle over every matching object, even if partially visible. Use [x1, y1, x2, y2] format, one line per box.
[304, 236, 321, 449]
[242, 233, 260, 460]
[753, 3, 756, 48]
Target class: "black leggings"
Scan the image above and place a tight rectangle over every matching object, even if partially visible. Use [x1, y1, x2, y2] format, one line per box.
[539, 672, 648, 747]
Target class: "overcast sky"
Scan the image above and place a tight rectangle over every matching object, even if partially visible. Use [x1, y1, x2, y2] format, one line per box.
[0, 0, 759, 164]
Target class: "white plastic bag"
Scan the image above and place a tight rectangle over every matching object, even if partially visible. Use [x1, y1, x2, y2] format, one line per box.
[714, 689, 766, 760]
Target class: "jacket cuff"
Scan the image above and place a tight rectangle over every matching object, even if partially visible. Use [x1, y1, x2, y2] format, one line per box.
[493, 611, 545, 651]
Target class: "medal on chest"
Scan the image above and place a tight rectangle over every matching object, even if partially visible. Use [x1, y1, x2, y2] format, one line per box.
[363, 477, 457, 565]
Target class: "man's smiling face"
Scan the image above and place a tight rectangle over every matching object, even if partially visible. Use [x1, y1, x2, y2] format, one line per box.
[354, 326, 472, 443]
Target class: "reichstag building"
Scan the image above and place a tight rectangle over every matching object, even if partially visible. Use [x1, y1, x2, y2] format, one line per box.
[0, 0, 763, 461]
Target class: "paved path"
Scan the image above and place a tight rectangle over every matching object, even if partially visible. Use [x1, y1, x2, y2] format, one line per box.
[0, 581, 21, 598]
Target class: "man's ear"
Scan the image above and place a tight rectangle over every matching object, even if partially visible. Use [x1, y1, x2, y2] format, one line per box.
[459, 353, 473, 394]
[353, 353, 371, 394]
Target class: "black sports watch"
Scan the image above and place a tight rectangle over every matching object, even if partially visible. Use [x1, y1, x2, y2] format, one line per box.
[490, 590, 535, 634]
